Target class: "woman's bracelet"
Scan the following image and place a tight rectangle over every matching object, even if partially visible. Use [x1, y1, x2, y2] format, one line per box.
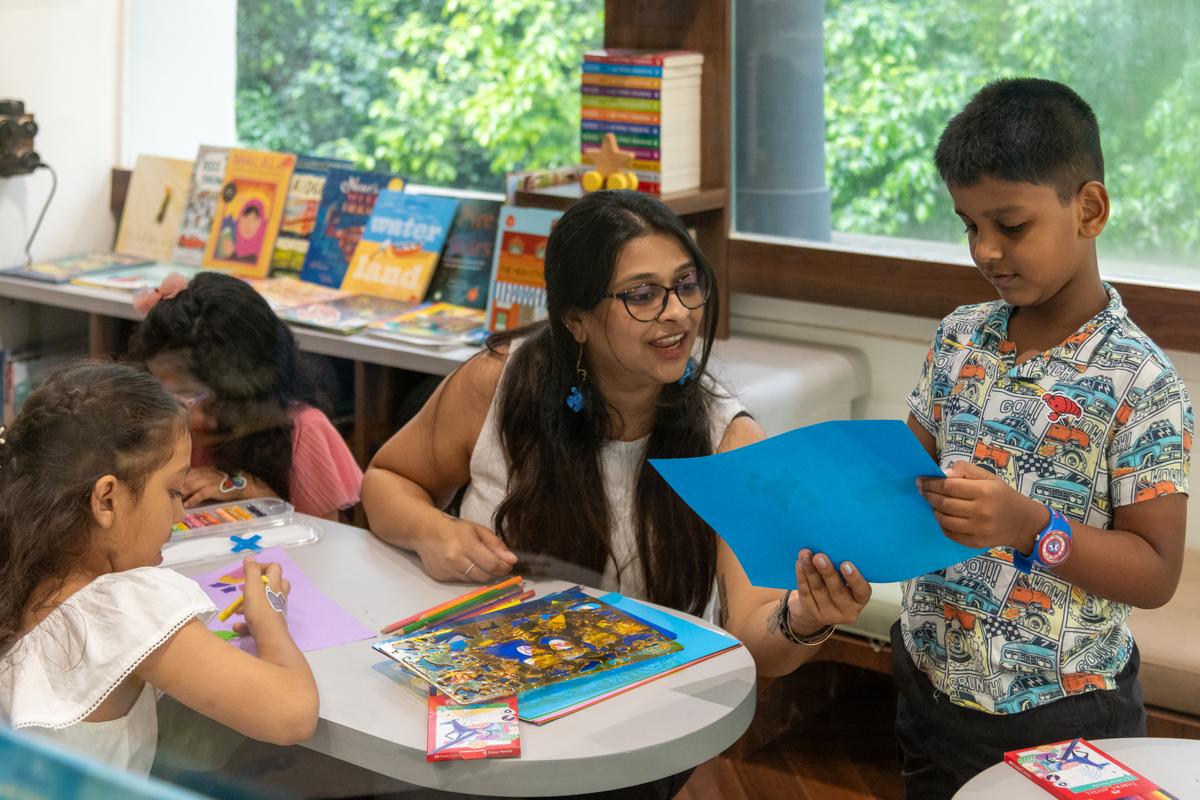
[777, 590, 837, 646]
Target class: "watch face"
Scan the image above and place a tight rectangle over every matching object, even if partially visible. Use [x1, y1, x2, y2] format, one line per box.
[1038, 530, 1072, 566]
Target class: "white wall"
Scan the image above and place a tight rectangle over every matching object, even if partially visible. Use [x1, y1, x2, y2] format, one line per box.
[0, 0, 236, 268]
[730, 292, 1200, 550]
[0, 0, 123, 266]
[121, 0, 237, 166]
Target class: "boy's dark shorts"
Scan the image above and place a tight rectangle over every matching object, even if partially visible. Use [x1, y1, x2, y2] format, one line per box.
[890, 620, 1145, 800]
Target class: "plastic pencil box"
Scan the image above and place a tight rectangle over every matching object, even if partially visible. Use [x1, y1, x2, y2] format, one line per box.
[160, 498, 319, 567]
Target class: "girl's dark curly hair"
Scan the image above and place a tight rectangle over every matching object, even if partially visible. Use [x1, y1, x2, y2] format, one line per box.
[0, 361, 185, 653]
[127, 271, 328, 500]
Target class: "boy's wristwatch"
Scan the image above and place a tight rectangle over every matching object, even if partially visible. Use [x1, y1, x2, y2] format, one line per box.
[1013, 506, 1073, 573]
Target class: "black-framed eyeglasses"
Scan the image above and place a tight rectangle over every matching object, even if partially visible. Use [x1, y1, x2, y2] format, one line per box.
[602, 270, 711, 322]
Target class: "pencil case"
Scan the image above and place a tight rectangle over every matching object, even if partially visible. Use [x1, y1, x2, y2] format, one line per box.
[160, 498, 320, 567]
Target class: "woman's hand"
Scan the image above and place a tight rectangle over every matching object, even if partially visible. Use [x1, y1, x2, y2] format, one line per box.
[414, 515, 519, 583]
[231, 558, 291, 637]
[787, 549, 872, 636]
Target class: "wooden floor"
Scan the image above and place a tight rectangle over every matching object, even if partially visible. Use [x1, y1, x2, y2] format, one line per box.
[677, 663, 904, 800]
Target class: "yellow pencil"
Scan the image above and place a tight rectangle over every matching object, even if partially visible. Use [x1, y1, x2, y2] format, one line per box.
[217, 576, 270, 622]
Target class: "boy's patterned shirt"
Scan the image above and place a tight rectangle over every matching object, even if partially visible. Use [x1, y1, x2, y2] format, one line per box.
[904, 284, 1192, 714]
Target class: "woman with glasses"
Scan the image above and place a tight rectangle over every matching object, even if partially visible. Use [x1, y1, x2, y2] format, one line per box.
[363, 191, 868, 680]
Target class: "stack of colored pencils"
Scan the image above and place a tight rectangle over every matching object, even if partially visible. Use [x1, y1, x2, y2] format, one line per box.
[381, 576, 533, 636]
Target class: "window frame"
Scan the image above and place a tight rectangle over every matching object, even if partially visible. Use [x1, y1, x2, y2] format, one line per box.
[728, 236, 1200, 353]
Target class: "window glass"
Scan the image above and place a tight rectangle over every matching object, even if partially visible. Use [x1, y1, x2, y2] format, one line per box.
[236, 0, 603, 191]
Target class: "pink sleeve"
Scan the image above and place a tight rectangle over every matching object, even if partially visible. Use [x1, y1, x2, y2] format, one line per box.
[288, 406, 363, 517]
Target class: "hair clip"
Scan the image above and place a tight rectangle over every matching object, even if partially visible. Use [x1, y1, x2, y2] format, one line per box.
[0, 425, 6, 446]
[132, 272, 190, 315]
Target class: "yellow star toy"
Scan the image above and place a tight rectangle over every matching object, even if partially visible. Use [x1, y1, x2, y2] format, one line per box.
[581, 133, 640, 192]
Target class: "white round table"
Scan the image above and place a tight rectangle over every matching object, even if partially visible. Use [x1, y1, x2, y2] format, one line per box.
[953, 737, 1200, 798]
[178, 515, 758, 797]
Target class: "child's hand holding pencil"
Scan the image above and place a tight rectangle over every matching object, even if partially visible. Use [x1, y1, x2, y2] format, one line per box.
[217, 558, 291, 638]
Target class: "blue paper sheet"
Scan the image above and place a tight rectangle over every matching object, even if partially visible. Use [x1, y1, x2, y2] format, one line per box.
[650, 419, 985, 585]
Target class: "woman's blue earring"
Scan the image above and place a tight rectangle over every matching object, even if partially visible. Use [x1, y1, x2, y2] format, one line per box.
[677, 357, 697, 385]
[566, 348, 587, 413]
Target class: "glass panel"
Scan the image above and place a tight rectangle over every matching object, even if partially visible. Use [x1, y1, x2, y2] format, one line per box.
[735, 0, 1200, 278]
[236, 0, 603, 192]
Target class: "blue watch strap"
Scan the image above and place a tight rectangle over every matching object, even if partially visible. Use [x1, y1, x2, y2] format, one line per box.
[1012, 506, 1072, 574]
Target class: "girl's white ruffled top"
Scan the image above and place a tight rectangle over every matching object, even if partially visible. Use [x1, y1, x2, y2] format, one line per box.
[0, 567, 216, 774]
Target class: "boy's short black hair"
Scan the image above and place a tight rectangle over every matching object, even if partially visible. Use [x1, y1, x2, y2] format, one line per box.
[934, 77, 1104, 203]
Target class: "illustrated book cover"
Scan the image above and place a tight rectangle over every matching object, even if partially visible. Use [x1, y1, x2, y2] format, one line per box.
[173, 145, 230, 267]
[367, 302, 485, 348]
[339, 190, 458, 302]
[201, 148, 296, 278]
[269, 155, 353, 276]
[276, 294, 416, 335]
[424, 197, 501, 309]
[1004, 738, 1179, 799]
[114, 154, 194, 262]
[484, 206, 560, 333]
[298, 169, 403, 289]
[426, 692, 520, 762]
[1, 253, 152, 284]
[373, 586, 681, 705]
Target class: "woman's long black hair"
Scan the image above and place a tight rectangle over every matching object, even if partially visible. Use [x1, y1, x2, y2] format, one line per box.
[488, 191, 721, 615]
[128, 272, 328, 500]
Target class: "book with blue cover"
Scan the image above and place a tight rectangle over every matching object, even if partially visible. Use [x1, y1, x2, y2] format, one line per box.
[298, 169, 403, 288]
[270, 155, 353, 276]
[339, 191, 459, 302]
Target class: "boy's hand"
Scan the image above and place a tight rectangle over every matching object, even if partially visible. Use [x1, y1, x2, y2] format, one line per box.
[917, 461, 1049, 553]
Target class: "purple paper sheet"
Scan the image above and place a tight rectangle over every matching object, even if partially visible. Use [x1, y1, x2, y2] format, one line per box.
[190, 547, 375, 654]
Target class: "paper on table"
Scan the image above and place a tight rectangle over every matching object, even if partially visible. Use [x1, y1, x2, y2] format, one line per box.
[190, 546, 376, 654]
[650, 419, 985, 585]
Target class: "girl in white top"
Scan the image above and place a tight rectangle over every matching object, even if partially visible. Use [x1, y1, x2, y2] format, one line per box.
[0, 362, 318, 775]
[363, 190, 872, 680]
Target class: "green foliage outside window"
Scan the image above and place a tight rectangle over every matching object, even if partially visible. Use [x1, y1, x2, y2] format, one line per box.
[239, 0, 1200, 266]
[825, 0, 1200, 264]
[236, 0, 602, 191]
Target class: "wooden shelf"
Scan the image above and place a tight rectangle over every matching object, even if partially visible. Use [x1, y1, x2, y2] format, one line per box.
[515, 183, 727, 217]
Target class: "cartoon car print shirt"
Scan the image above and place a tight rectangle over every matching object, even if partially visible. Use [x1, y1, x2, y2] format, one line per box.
[903, 283, 1193, 714]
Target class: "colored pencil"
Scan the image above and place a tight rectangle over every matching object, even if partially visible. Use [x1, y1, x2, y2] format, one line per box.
[398, 581, 527, 635]
[216, 576, 271, 622]
[438, 589, 535, 626]
[380, 575, 523, 634]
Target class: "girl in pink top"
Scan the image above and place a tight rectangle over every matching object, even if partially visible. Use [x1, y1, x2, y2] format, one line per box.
[129, 272, 362, 519]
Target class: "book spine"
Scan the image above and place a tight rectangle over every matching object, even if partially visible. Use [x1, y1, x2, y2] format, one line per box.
[583, 61, 663, 77]
[582, 107, 661, 125]
[584, 51, 670, 66]
[581, 85, 660, 100]
[583, 95, 661, 112]
[580, 131, 660, 151]
[581, 73, 663, 90]
[580, 140, 661, 161]
[581, 119, 661, 138]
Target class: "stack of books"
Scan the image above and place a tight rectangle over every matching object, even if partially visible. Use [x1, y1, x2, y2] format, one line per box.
[580, 49, 703, 196]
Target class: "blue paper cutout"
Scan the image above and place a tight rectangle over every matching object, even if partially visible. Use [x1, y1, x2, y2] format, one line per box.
[650, 420, 985, 585]
[229, 533, 263, 553]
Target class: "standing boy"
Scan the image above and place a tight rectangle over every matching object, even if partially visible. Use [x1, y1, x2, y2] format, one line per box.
[899, 78, 1193, 798]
